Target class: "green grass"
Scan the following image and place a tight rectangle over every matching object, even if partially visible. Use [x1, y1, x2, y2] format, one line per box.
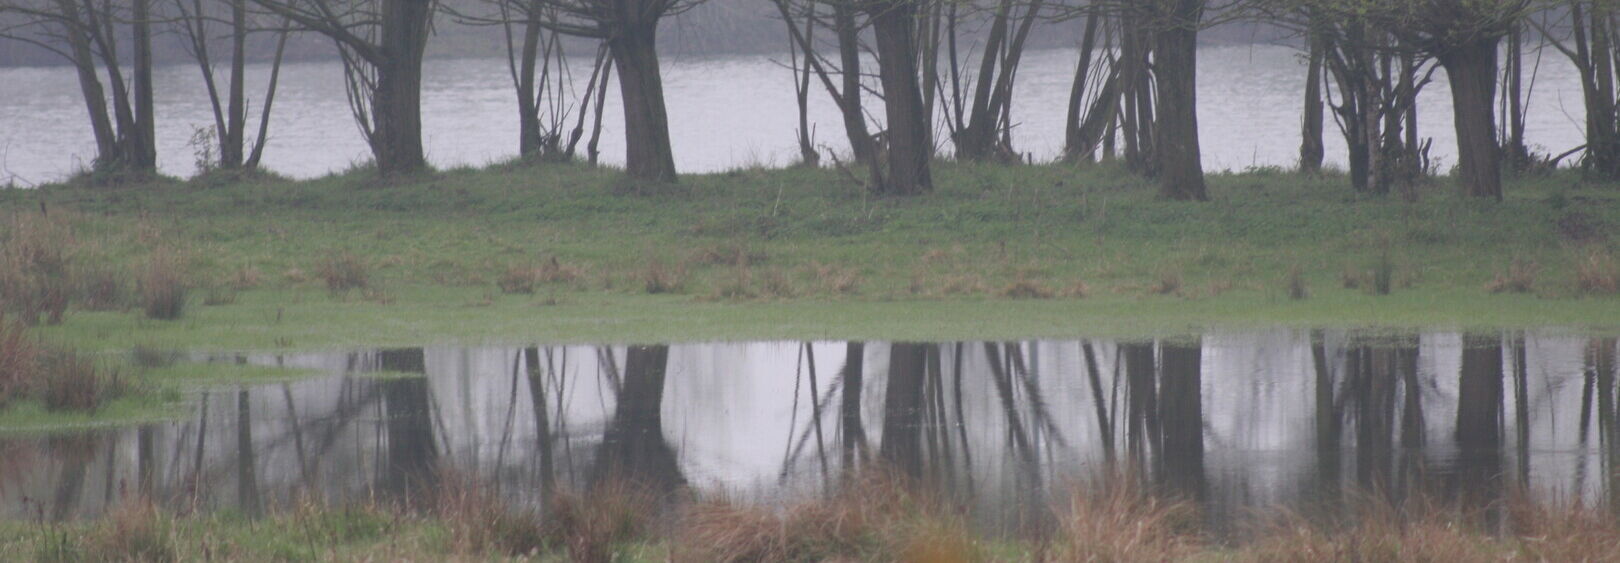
[2, 160, 1618, 357]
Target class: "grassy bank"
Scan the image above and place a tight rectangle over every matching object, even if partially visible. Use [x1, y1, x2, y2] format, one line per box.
[1, 161, 1618, 354]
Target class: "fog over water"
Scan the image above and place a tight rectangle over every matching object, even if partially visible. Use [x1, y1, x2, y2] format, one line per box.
[0, 44, 1589, 185]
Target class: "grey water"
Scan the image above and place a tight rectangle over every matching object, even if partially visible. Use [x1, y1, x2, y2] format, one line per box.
[2, 329, 1616, 534]
[0, 45, 1591, 186]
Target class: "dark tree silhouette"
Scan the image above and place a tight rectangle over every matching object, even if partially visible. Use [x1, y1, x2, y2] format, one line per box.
[1, 0, 158, 176]
[522, 0, 707, 184]
[246, 0, 434, 175]
[595, 345, 685, 495]
[867, 0, 933, 195]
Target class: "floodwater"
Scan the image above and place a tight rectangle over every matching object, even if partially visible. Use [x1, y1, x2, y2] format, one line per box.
[2, 330, 1616, 534]
[0, 44, 1591, 185]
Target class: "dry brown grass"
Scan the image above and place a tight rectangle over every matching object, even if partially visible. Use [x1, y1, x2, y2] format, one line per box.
[139, 250, 189, 320]
[1060, 280, 1091, 299]
[0, 316, 119, 412]
[1051, 475, 1199, 562]
[0, 315, 41, 408]
[1575, 248, 1619, 295]
[546, 481, 660, 563]
[939, 274, 988, 296]
[811, 262, 861, 295]
[674, 470, 976, 563]
[1286, 265, 1309, 300]
[712, 265, 757, 300]
[691, 243, 769, 267]
[84, 497, 176, 562]
[758, 268, 796, 298]
[0, 211, 76, 324]
[437, 474, 548, 557]
[497, 265, 543, 295]
[641, 258, 688, 295]
[282, 267, 309, 284]
[39, 348, 119, 412]
[316, 251, 370, 293]
[77, 265, 128, 311]
[228, 266, 262, 291]
[1486, 259, 1540, 294]
[1001, 274, 1055, 299]
[1149, 270, 1184, 296]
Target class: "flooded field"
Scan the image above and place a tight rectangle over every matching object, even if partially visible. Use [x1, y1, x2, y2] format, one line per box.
[3, 330, 1615, 535]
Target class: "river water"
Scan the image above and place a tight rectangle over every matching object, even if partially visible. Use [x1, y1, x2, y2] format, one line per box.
[2, 330, 1615, 534]
[0, 45, 1591, 185]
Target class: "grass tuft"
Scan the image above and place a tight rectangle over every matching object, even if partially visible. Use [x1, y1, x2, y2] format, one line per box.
[1001, 274, 1055, 299]
[1286, 265, 1309, 300]
[316, 251, 370, 293]
[84, 497, 175, 562]
[139, 250, 189, 320]
[640, 258, 688, 295]
[1575, 248, 1619, 295]
[1486, 258, 1539, 294]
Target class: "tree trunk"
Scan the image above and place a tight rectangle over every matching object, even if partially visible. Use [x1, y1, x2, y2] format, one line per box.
[220, 0, 247, 168]
[1158, 341, 1205, 500]
[596, 345, 685, 494]
[1300, 31, 1326, 174]
[131, 0, 156, 170]
[371, 0, 431, 175]
[834, 5, 874, 165]
[609, 21, 679, 184]
[870, 0, 933, 196]
[1439, 36, 1504, 200]
[1152, 0, 1208, 201]
[57, 0, 117, 165]
[881, 343, 929, 478]
[1063, 9, 1103, 162]
[516, 2, 544, 157]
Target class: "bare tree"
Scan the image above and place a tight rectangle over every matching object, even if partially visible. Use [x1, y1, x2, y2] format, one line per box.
[938, 0, 1046, 163]
[172, 0, 292, 171]
[869, 0, 934, 195]
[1297, 0, 1528, 199]
[245, 0, 435, 175]
[523, 0, 705, 185]
[1532, 2, 1620, 178]
[444, 0, 610, 162]
[1061, 1, 1121, 164]
[771, 0, 877, 169]
[1, 0, 158, 177]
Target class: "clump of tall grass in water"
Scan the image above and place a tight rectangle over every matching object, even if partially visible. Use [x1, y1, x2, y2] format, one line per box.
[0, 316, 124, 412]
[139, 250, 188, 320]
[39, 348, 121, 412]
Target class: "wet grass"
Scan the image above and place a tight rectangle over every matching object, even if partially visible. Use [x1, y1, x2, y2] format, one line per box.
[0, 162, 1616, 348]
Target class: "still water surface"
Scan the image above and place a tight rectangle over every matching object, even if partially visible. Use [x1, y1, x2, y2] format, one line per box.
[2, 330, 1616, 533]
[0, 45, 1592, 184]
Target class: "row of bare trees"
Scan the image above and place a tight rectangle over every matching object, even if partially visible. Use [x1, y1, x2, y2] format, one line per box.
[2, 0, 1610, 202]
